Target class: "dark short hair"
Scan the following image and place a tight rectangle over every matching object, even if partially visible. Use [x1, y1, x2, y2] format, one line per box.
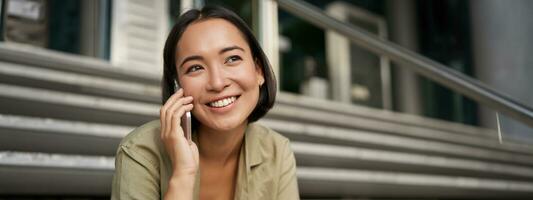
[161, 5, 277, 126]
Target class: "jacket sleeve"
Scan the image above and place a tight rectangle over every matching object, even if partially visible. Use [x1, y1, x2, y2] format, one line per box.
[276, 139, 300, 199]
[111, 146, 160, 200]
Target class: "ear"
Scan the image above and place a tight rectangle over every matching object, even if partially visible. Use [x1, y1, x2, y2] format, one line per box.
[255, 60, 265, 86]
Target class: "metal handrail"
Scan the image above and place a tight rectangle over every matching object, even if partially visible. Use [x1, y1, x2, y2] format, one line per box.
[277, 0, 533, 128]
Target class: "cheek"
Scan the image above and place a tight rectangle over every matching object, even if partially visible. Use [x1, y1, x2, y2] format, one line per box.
[231, 65, 261, 89]
[180, 77, 202, 98]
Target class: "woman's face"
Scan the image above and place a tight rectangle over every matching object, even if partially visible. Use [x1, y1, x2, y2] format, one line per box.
[175, 19, 264, 132]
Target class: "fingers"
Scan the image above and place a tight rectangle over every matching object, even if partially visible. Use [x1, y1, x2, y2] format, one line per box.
[161, 89, 194, 141]
[167, 96, 193, 126]
[161, 89, 185, 132]
[166, 96, 193, 134]
[160, 89, 184, 137]
[169, 103, 194, 140]
[161, 88, 184, 120]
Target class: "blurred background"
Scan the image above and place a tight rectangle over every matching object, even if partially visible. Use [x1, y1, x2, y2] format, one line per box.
[1, 0, 533, 199]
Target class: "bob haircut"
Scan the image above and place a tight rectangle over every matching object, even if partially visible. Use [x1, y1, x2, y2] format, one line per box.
[161, 5, 277, 127]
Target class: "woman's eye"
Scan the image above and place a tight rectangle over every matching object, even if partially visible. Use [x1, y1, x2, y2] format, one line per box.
[225, 55, 242, 64]
[186, 65, 203, 74]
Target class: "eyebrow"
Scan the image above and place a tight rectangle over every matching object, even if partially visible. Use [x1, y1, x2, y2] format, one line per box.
[179, 55, 203, 70]
[219, 45, 245, 54]
[179, 45, 245, 69]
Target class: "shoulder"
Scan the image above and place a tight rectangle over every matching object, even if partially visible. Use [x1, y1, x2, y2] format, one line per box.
[117, 119, 164, 168]
[119, 119, 161, 148]
[246, 122, 292, 162]
[247, 122, 291, 148]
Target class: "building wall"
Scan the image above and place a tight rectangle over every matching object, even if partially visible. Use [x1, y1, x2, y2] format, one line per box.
[471, 0, 533, 141]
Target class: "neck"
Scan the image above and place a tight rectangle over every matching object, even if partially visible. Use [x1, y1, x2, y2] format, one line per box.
[197, 123, 246, 166]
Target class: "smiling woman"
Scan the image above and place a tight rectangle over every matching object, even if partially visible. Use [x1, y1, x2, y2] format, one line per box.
[111, 5, 299, 200]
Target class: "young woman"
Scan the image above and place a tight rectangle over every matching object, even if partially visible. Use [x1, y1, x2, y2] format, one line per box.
[111, 6, 299, 200]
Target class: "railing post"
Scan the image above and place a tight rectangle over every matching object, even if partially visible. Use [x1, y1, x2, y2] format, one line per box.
[180, 0, 204, 14]
[253, 0, 280, 89]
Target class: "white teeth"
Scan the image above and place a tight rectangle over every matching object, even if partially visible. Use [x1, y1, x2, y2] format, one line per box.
[209, 96, 237, 108]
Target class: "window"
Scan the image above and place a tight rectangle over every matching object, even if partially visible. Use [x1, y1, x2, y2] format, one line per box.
[1, 0, 111, 59]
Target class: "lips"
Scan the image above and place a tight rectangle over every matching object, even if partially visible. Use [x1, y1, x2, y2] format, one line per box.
[206, 95, 240, 108]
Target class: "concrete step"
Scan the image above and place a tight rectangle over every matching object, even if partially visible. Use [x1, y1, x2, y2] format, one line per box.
[297, 167, 533, 198]
[0, 114, 133, 156]
[0, 83, 158, 126]
[0, 44, 160, 84]
[261, 119, 533, 167]
[3, 114, 532, 183]
[5, 82, 530, 160]
[277, 92, 497, 138]
[2, 151, 533, 198]
[292, 142, 533, 181]
[269, 102, 533, 156]
[0, 61, 160, 103]
[2, 113, 532, 171]
[0, 151, 113, 195]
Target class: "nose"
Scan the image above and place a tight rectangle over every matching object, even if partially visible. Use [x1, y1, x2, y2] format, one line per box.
[206, 66, 229, 92]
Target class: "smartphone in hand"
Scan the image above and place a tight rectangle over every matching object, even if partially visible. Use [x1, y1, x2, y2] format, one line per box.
[174, 79, 192, 142]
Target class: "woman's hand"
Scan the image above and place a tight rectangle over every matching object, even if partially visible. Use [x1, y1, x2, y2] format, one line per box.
[160, 88, 199, 178]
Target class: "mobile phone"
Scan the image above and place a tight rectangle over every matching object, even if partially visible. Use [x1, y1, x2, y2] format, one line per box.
[174, 79, 192, 142]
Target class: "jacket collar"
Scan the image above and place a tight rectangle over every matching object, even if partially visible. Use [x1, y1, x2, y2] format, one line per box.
[192, 123, 266, 169]
[244, 123, 266, 169]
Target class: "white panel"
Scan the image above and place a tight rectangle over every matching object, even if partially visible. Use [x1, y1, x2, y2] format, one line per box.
[254, 0, 280, 88]
[111, 0, 168, 75]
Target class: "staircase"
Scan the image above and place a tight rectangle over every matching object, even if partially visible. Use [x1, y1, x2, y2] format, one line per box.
[1, 42, 533, 199]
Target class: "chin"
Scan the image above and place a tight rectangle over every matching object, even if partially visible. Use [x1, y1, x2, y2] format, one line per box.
[203, 115, 248, 132]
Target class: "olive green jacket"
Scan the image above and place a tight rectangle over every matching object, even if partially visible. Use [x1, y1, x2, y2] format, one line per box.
[111, 120, 300, 200]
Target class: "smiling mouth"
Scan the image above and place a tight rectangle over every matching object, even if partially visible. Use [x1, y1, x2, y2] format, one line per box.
[206, 95, 240, 108]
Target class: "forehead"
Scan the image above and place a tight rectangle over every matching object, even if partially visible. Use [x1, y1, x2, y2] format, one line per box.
[176, 18, 249, 57]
